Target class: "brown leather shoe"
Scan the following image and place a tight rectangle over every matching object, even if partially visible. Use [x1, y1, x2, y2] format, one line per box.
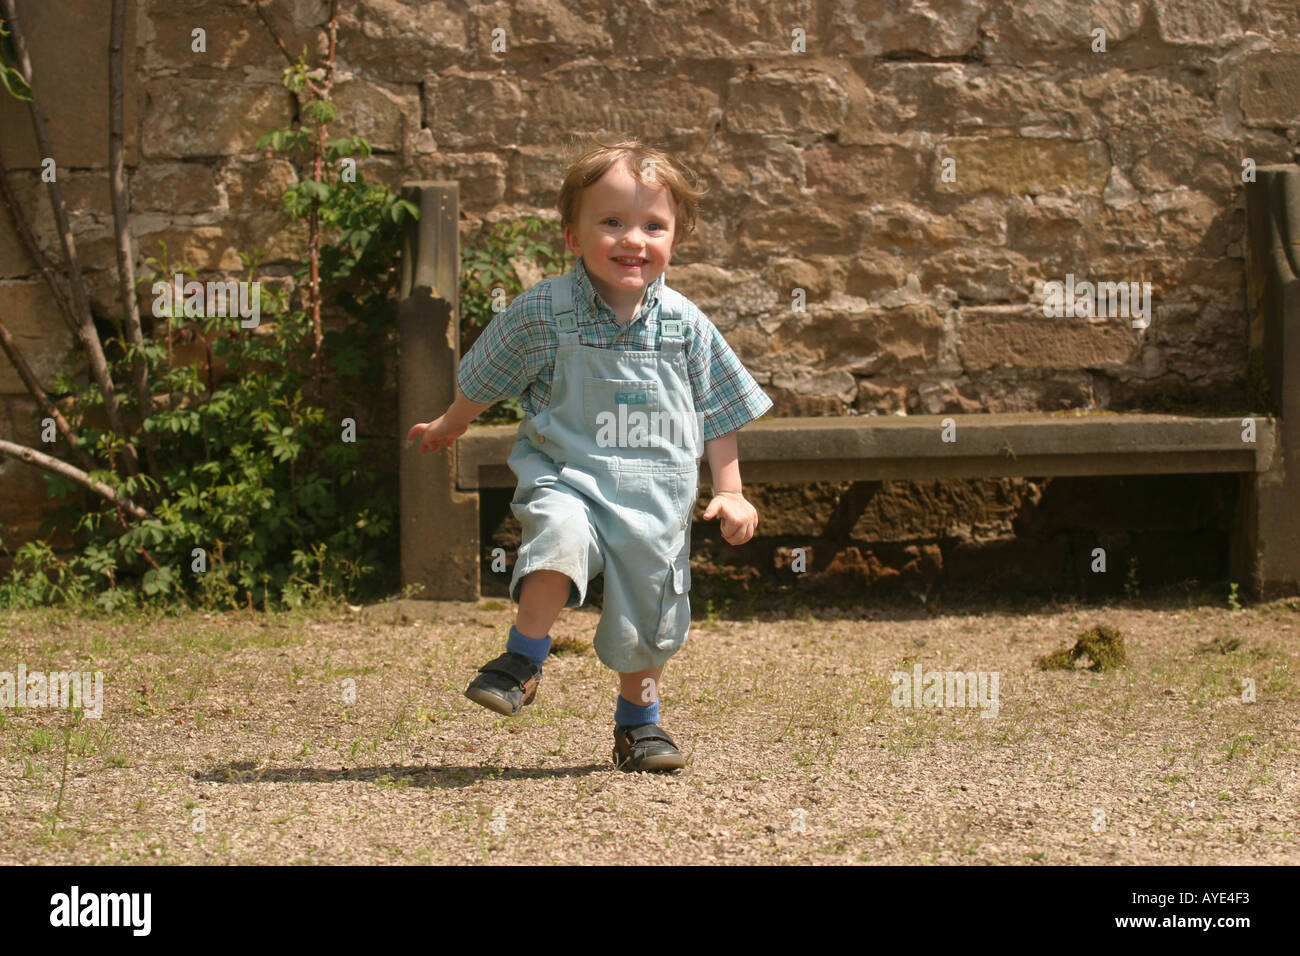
[464, 652, 541, 716]
[613, 723, 686, 772]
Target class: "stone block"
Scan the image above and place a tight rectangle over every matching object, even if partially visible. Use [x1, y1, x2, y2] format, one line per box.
[142, 4, 289, 75]
[337, 1, 468, 82]
[804, 145, 923, 199]
[936, 137, 1111, 197]
[959, 305, 1139, 372]
[823, 0, 984, 57]
[1242, 54, 1300, 127]
[411, 153, 506, 208]
[773, 307, 943, 376]
[422, 68, 526, 150]
[141, 80, 294, 158]
[0, 1, 140, 169]
[133, 162, 223, 215]
[1152, 1, 1246, 46]
[332, 76, 418, 153]
[726, 68, 848, 136]
[465, 0, 612, 57]
[0, 282, 79, 394]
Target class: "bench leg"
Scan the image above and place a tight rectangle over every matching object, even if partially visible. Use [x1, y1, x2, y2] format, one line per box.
[1234, 166, 1300, 599]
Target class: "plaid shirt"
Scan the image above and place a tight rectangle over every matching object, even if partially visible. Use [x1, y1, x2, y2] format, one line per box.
[457, 257, 773, 442]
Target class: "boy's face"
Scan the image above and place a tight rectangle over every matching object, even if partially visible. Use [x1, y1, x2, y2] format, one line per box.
[564, 159, 677, 310]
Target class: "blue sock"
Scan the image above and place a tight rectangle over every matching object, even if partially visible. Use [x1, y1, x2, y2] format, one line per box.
[506, 625, 550, 673]
[615, 694, 660, 729]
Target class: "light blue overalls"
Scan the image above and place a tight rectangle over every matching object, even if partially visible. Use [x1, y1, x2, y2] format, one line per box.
[506, 268, 702, 674]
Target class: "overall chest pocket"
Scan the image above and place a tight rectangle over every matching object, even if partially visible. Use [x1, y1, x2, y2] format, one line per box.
[583, 378, 661, 448]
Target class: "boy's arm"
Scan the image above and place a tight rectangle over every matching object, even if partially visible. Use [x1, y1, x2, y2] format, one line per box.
[704, 431, 743, 495]
[703, 430, 758, 546]
[407, 388, 495, 454]
[446, 389, 495, 428]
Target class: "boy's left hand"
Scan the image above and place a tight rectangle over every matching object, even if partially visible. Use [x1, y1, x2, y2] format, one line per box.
[702, 491, 758, 545]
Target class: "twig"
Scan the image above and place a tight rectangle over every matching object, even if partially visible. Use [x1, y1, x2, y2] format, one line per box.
[0, 0, 138, 478]
[52, 718, 72, 833]
[109, 0, 157, 484]
[251, 0, 298, 67]
[0, 160, 78, 333]
[0, 316, 94, 471]
[308, 1, 340, 393]
[0, 437, 151, 521]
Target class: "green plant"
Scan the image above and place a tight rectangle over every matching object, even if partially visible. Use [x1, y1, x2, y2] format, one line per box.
[1124, 556, 1141, 601]
[4, 45, 414, 612]
[460, 216, 571, 331]
[1228, 581, 1242, 611]
[460, 217, 572, 425]
[0, 16, 33, 101]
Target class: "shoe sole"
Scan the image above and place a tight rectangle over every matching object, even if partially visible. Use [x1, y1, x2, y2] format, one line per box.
[613, 747, 686, 772]
[465, 686, 519, 716]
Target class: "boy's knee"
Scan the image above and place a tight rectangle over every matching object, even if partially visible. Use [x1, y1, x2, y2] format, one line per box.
[523, 568, 570, 587]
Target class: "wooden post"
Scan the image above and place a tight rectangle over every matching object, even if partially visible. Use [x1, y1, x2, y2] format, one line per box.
[397, 183, 480, 601]
[1232, 165, 1300, 599]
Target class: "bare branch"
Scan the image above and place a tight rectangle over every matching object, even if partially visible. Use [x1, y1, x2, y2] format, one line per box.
[0, 0, 138, 477]
[251, 0, 298, 67]
[110, 0, 157, 481]
[0, 160, 78, 333]
[0, 315, 94, 471]
[308, 0, 340, 392]
[0, 438, 151, 522]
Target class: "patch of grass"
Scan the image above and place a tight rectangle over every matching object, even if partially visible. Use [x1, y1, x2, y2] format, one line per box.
[548, 634, 591, 657]
[1036, 624, 1127, 671]
[23, 727, 57, 753]
[1197, 634, 1241, 655]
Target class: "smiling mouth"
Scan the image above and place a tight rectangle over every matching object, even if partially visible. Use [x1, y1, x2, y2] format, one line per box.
[613, 257, 647, 266]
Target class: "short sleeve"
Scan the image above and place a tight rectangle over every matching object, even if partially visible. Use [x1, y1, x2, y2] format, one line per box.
[457, 299, 529, 404]
[686, 310, 774, 442]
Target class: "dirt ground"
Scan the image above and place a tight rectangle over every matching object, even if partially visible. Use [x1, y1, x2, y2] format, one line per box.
[1, 588, 1297, 865]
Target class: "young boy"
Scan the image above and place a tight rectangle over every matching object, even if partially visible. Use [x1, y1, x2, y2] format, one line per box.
[407, 139, 772, 772]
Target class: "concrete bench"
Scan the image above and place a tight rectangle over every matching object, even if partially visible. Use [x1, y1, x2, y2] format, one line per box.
[397, 167, 1300, 602]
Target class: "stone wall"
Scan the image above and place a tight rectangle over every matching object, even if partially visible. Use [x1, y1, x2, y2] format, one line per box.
[2, 0, 1297, 590]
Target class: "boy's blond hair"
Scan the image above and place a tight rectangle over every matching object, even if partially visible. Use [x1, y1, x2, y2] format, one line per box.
[557, 137, 709, 249]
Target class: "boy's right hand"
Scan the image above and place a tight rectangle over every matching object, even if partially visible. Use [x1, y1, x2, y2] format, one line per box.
[406, 415, 468, 454]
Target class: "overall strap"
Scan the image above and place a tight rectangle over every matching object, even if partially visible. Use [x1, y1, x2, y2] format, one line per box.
[550, 271, 581, 338]
[657, 285, 686, 356]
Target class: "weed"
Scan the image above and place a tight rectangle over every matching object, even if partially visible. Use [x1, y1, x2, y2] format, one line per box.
[1124, 557, 1141, 601]
[1036, 624, 1128, 672]
[1196, 635, 1242, 655]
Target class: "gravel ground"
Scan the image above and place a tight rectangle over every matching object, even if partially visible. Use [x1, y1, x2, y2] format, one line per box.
[1, 591, 1296, 865]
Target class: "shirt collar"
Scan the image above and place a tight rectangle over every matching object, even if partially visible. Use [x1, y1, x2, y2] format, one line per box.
[574, 256, 664, 323]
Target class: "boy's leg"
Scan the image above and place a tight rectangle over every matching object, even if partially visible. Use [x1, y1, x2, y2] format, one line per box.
[466, 569, 576, 717]
[516, 569, 572, 640]
[616, 666, 665, 723]
[613, 664, 684, 771]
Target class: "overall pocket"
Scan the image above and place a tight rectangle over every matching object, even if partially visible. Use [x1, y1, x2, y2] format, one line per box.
[654, 549, 692, 650]
[583, 377, 661, 450]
